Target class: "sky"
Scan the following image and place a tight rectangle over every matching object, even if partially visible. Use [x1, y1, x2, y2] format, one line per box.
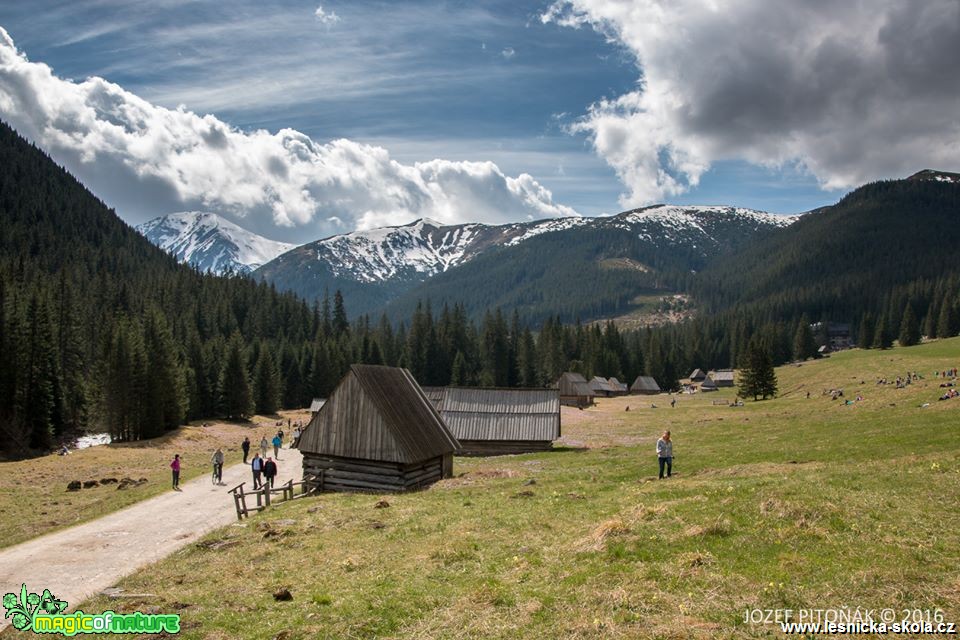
[0, 0, 957, 243]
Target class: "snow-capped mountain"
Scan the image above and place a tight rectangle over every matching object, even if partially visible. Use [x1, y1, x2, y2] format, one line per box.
[256, 206, 797, 317]
[136, 212, 296, 275]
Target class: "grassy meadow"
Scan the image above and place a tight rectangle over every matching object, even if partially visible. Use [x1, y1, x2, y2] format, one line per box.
[18, 340, 960, 638]
[0, 410, 310, 548]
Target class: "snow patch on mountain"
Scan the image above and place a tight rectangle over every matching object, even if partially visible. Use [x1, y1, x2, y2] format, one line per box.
[136, 212, 296, 274]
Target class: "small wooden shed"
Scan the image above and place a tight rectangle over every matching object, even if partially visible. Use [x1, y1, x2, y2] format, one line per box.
[707, 369, 736, 387]
[309, 398, 325, 417]
[688, 369, 706, 382]
[588, 376, 618, 397]
[630, 375, 662, 395]
[297, 365, 460, 492]
[554, 372, 594, 408]
[699, 376, 718, 392]
[435, 387, 561, 455]
[608, 377, 629, 395]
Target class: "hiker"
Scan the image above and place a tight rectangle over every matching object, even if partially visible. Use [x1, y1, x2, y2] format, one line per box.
[59, 444, 70, 456]
[170, 454, 182, 491]
[272, 433, 282, 459]
[263, 456, 278, 489]
[211, 448, 225, 484]
[656, 431, 673, 479]
[670, 398, 676, 408]
[278, 428, 284, 444]
[259, 436, 269, 459]
[291, 426, 301, 448]
[241, 436, 250, 463]
[251, 453, 264, 489]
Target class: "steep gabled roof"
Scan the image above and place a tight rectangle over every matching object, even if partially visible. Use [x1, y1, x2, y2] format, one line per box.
[309, 398, 325, 413]
[299, 365, 459, 462]
[439, 387, 560, 442]
[630, 375, 662, 392]
[555, 372, 594, 397]
[588, 376, 617, 393]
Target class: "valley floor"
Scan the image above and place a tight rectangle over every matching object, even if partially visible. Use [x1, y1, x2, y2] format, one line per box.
[3, 340, 960, 639]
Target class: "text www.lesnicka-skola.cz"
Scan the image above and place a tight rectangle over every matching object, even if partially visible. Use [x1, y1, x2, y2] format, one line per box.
[745, 608, 957, 635]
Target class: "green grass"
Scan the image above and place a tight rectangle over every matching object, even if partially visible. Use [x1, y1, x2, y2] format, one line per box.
[36, 340, 960, 638]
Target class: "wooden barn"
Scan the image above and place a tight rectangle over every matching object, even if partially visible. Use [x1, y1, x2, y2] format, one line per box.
[434, 387, 561, 455]
[554, 372, 594, 407]
[630, 375, 662, 395]
[588, 376, 618, 397]
[608, 377, 629, 395]
[707, 369, 736, 387]
[699, 376, 719, 392]
[688, 369, 706, 382]
[296, 365, 460, 493]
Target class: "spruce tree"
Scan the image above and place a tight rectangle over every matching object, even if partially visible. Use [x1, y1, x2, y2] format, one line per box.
[872, 317, 892, 349]
[142, 309, 186, 437]
[937, 302, 957, 338]
[857, 314, 874, 349]
[898, 304, 920, 347]
[792, 317, 817, 361]
[738, 339, 778, 400]
[221, 335, 253, 420]
[253, 342, 281, 414]
[333, 290, 349, 336]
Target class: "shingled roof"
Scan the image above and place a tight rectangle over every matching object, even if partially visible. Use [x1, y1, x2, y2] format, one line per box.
[297, 365, 460, 463]
[438, 387, 560, 443]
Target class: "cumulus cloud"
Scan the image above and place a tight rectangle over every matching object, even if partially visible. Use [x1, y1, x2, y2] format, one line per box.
[0, 28, 576, 240]
[543, 0, 960, 206]
[314, 5, 340, 26]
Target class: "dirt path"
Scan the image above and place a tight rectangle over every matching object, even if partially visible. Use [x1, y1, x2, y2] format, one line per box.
[0, 448, 302, 625]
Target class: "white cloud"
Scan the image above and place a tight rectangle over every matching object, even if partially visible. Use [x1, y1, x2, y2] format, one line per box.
[544, 0, 960, 206]
[314, 5, 340, 26]
[0, 28, 576, 240]
[500, 47, 515, 60]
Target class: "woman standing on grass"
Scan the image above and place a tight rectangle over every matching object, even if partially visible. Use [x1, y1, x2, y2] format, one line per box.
[656, 431, 673, 479]
[170, 454, 182, 491]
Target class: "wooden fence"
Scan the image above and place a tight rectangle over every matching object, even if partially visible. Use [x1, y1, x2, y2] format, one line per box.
[228, 472, 324, 520]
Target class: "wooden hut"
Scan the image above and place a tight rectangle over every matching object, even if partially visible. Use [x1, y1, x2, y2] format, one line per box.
[608, 377, 629, 395]
[436, 387, 560, 455]
[309, 398, 325, 417]
[554, 372, 594, 407]
[588, 376, 617, 397]
[700, 376, 719, 392]
[297, 365, 460, 493]
[630, 375, 662, 395]
[688, 369, 706, 382]
[707, 369, 736, 387]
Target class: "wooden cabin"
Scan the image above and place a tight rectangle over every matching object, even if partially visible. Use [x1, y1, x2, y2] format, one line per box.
[699, 376, 719, 392]
[434, 387, 561, 455]
[309, 398, 325, 417]
[588, 376, 618, 398]
[608, 377, 629, 395]
[296, 365, 460, 493]
[630, 375, 662, 395]
[688, 369, 706, 382]
[707, 369, 736, 387]
[554, 372, 594, 408]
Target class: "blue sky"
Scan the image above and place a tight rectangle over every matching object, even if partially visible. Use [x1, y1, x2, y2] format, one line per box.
[1, 0, 955, 241]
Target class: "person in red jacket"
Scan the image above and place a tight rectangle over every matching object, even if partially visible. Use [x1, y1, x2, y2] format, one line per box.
[170, 454, 182, 491]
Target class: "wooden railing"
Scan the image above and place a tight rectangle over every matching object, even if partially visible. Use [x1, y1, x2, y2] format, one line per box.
[228, 472, 324, 520]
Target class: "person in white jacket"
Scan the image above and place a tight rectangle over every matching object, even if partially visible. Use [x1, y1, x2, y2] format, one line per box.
[656, 431, 673, 479]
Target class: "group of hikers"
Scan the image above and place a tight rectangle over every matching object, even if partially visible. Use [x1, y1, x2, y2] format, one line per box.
[168, 421, 305, 491]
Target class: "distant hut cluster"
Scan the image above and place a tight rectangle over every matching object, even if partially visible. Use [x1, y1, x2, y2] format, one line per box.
[684, 368, 735, 392]
[554, 372, 595, 407]
[296, 365, 458, 493]
[427, 387, 561, 455]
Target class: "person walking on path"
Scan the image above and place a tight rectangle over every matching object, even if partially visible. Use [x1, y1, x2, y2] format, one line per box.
[263, 457, 278, 489]
[170, 454, 182, 491]
[241, 437, 250, 463]
[272, 433, 282, 459]
[251, 454, 264, 489]
[259, 436, 269, 459]
[211, 448, 225, 484]
[291, 426, 301, 449]
[656, 431, 673, 479]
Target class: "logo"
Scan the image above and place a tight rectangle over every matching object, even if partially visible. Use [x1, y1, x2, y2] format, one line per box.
[3, 584, 180, 635]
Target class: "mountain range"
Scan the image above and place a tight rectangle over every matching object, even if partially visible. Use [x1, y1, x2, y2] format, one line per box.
[139, 205, 796, 322]
[136, 211, 295, 274]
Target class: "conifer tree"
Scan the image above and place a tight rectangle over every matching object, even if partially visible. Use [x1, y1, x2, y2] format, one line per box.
[857, 314, 874, 349]
[872, 316, 892, 349]
[221, 335, 253, 420]
[738, 338, 777, 400]
[898, 304, 920, 347]
[142, 309, 186, 437]
[792, 317, 817, 361]
[253, 342, 281, 414]
[937, 302, 957, 338]
[333, 290, 349, 336]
